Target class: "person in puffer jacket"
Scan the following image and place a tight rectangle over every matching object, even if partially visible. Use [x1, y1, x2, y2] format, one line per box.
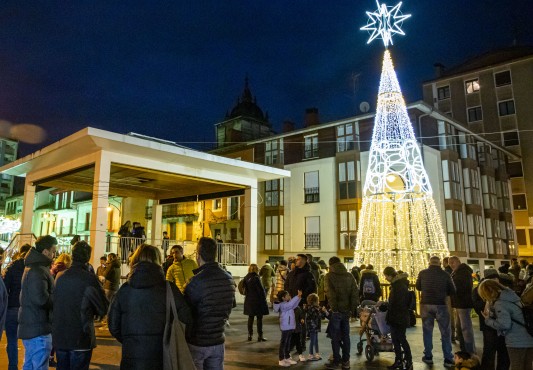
[478, 279, 533, 370]
[273, 289, 302, 367]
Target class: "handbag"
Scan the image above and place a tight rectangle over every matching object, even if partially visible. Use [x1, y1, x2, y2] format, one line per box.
[163, 282, 196, 370]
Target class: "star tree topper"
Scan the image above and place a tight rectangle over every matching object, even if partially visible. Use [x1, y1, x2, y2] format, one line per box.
[360, 1, 411, 47]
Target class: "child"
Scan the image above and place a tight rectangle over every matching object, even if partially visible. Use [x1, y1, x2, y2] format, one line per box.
[454, 351, 480, 370]
[305, 293, 322, 361]
[273, 290, 302, 367]
[290, 305, 306, 362]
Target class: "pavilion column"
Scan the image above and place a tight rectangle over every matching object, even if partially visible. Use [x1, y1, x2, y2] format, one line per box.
[151, 202, 163, 249]
[244, 184, 258, 264]
[90, 152, 111, 267]
[20, 177, 36, 246]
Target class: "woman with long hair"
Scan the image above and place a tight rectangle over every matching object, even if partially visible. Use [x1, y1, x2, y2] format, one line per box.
[243, 263, 269, 342]
[108, 244, 192, 369]
[478, 279, 533, 370]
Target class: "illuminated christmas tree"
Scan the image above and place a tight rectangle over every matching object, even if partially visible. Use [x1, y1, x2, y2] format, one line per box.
[354, 1, 449, 279]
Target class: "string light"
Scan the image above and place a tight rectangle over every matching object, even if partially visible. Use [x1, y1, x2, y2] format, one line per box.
[354, 48, 449, 281]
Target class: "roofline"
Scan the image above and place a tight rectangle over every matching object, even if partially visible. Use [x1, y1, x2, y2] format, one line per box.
[423, 53, 533, 84]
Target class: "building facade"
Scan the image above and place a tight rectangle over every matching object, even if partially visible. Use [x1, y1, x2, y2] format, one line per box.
[423, 46, 533, 261]
[0, 137, 18, 215]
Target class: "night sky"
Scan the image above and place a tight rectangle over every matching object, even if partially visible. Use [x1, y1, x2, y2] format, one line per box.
[0, 1, 531, 156]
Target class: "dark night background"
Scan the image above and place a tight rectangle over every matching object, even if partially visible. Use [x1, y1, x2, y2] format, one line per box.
[0, 0, 531, 156]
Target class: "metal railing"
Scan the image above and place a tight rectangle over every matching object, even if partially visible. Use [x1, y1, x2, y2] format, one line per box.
[217, 243, 249, 265]
[305, 233, 321, 249]
[1, 233, 37, 269]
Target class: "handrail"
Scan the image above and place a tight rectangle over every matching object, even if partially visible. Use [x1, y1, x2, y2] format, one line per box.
[2, 233, 37, 269]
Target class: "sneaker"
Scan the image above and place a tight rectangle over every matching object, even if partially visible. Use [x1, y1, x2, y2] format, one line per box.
[299, 354, 307, 362]
[314, 353, 322, 360]
[443, 359, 454, 368]
[278, 359, 290, 367]
[325, 362, 341, 370]
[421, 356, 433, 365]
[307, 354, 316, 361]
[286, 358, 297, 365]
[341, 360, 350, 369]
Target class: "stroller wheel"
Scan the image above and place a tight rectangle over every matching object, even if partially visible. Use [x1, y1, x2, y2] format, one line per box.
[365, 345, 375, 361]
[357, 341, 363, 355]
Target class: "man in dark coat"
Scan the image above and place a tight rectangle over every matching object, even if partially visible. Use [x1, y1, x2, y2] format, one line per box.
[442, 256, 457, 342]
[448, 256, 476, 355]
[3, 243, 31, 370]
[384, 267, 412, 370]
[472, 268, 510, 370]
[18, 235, 57, 370]
[243, 265, 269, 342]
[53, 241, 108, 369]
[416, 256, 456, 367]
[185, 237, 235, 370]
[324, 257, 358, 369]
[284, 254, 317, 306]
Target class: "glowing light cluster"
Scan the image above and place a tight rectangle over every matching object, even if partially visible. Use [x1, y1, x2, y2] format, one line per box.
[354, 47, 449, 280]
[0, 217, 21, 234]
[360, 1, 411, 47]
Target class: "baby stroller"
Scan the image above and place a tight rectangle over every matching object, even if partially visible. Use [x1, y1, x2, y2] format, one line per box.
[356, 300, 394, 362]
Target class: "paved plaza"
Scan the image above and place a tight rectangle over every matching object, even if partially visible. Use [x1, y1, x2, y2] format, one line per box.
[0, 305, 483, 369]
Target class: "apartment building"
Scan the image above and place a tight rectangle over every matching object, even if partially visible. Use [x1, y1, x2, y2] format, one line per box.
[423, 45, 533, 261]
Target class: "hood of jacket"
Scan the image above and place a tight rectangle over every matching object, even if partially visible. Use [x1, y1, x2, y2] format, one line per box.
[329, 262, 348, 274]
[360, 269, 378, 276]
[128, 261, 164, 289]
[24, 248, 52, 267]
[498, 287, 521, 303]
[454, 263, 473, 276]
[391, 272, 409, 284]
[277, 264, 288, 273]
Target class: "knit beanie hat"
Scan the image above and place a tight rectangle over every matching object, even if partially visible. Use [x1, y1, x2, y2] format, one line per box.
[483, 268, 498, 279]
[72, 241, 92, 263]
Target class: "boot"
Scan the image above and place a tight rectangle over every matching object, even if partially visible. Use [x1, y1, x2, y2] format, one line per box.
[248, 333, 252, 341]
[258, 334, 267, 342]
[387, 359, 402, 370]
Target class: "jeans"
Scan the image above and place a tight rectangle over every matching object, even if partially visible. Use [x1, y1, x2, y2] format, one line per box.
[56, 349, 93, 370]
[481, 328, 510, 370]
[329, 312, 351, 363]
[455, 308, 476, 354]
[188, 343, 225, 370]
[390, 325, 412, 362]
[247, 315, 263, 336]
[22, 334, 53, 370]
[309, 331, 319, 355]
[279, 330, 293, 360]
[420, 304, 453, 363]
[5, 307, 19, 370]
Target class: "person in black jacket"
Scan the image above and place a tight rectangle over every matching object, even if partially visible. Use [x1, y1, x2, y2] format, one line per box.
[384, 266, 413, 370]
[471, 269, 510, 370]
[359, 264, 382, 302]
[185, 237, 235, 370]
[284, 254, 317, 307]
[52, 241, 108, 369]
[108, 244, 192, 370]
[19, 235, 57, 370]
[2, 243, 31, 370]
[243, 264, 269, 342]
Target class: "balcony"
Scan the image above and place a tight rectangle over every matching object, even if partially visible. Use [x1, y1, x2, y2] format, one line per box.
[305, 233, 320, 249]
[304, 187, 320, 203]
[145, 202, 198, 220]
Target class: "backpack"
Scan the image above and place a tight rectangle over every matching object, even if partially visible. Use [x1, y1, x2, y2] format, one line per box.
[362, 278, 376, 295]
[238, 278, 246, 295]
[511, 300, 533, 337]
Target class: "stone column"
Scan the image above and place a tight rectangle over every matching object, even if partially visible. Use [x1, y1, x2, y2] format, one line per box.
[20, 178, 36, 246]
[151, 202, 163, 248]
[90, 151, 111, 267]
[244, 184, 258, 264]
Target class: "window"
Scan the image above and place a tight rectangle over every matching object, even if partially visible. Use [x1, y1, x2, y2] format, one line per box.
[213, 198, 222, 211]
[84, 212, 90, 231]
[467, 213, 485, 253]
[446, 209, 465, 252]
[228, 197, 239, 220]
[502, 131, 519, 147]
[304, 135, 318, 159]
[265, 139, 284, 165]
[495, 71, 511, 87]
[336, 122, 357, 152]
[458, 132, 477, 160]
[438, 121, 457, 150]
[437, 86, 450, 100]
[305, 216, 320, 249]
[265, 215, 284, 250]
[467, 106, 483, 122]
[339, 210, 357, 250]
[498, 100, 515, 116]
[496, 180, 511, 213]
[265, 179, 284, 207]
[516, 229, 527, 246]
[513, 194, 527, 210]
[338, 161, 356, 199]
[481, 175, 497, 209]
[508, 161, 523, 178]
[465, 78, 480, 94]
[463, 168, 481, 205]
[442, 160, 462, 200]
[304, 171, 319, 203]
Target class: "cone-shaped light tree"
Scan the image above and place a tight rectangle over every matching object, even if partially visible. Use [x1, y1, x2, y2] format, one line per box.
[354, 1, 449, 279]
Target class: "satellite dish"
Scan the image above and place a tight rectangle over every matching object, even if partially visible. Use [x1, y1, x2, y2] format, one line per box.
[359, 101, 370, 113]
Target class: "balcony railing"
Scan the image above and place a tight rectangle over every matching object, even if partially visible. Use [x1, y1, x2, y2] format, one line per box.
[145, 202, 198, 219]
[304, 187, 320, 203]
[305, 233, 320, 249]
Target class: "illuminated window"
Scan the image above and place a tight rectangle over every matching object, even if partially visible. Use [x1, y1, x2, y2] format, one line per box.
[465, 78, 480, 94]
[213, 198, 222, 211]
[339, 210, 357, 250]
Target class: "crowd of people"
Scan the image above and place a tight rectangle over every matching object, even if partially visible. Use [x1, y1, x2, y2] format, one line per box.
[1, 236, 532, 370]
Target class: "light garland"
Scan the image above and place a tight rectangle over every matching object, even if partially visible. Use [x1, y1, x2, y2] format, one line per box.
[0, 217, 21, 234]
[355, 6, 448, 281]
